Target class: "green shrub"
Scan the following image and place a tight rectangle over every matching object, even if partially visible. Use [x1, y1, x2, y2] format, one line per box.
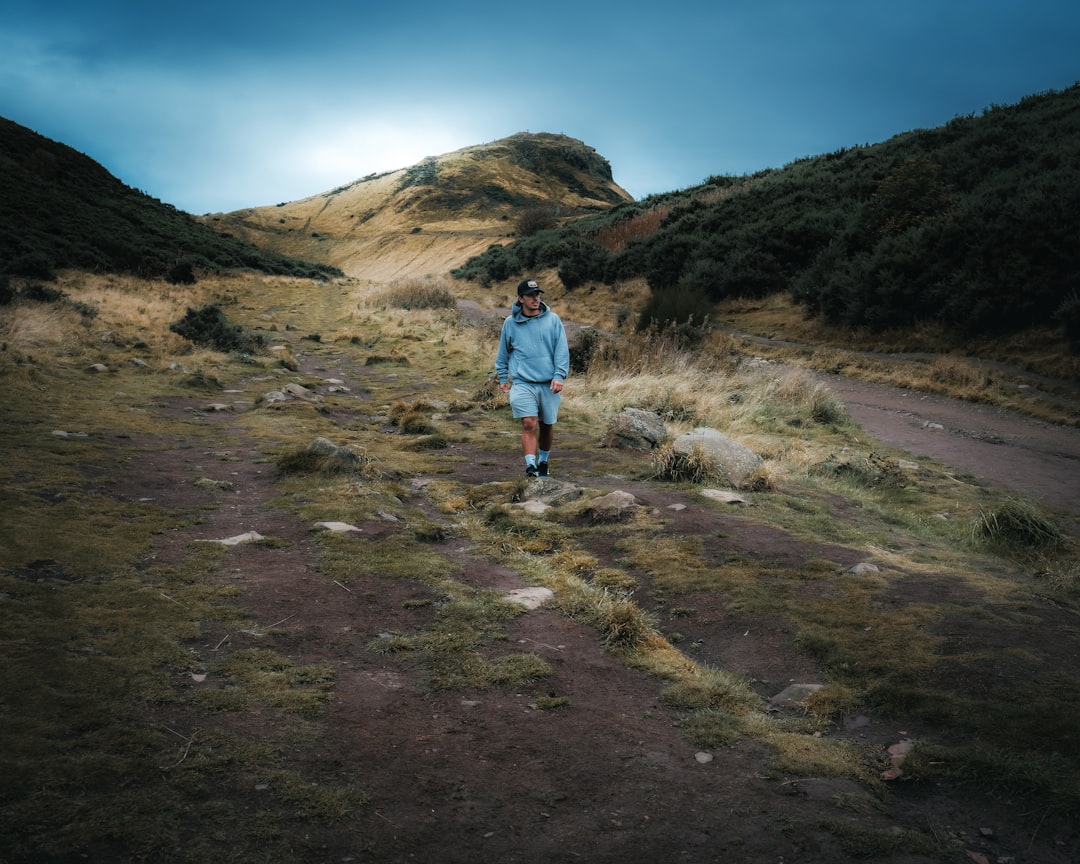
[276, 443, 374, 477]
[453, 85, 1080, 345]
[166, 259, 197, 285]
[1057, 291, 1080, 353]
[22, 282, 66, 303]
[169, 304, 266, 354]
[515, 207, 557, 236]
[5, 253, 57, 280]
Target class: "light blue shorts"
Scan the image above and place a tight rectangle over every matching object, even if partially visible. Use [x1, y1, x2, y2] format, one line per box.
[509, 381, 561, 424]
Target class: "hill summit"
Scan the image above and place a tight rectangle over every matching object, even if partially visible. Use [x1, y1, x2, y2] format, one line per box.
[203, 132, 633, 281]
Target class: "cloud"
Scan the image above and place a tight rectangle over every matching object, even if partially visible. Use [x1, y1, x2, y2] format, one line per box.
[4, 0, 1079, 213]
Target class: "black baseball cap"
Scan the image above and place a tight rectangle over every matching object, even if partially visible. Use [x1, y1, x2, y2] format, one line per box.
[517, 278, 543, 296]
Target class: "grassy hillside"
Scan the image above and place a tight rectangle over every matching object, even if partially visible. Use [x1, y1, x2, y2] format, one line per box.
[0, 118, 341, 283]
[202, 132, 633, 281]
[453, 85, 1080, 352]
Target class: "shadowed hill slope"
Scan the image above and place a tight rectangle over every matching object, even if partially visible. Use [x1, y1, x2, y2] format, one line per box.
[452, 86, 1080, 347]
[0, 118, 340, 282]
[202, 132, 633, 281]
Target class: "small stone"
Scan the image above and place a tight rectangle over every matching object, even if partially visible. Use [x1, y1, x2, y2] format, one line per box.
[887, 740, 915, 757]
[196, 531, 265, 546]
[701, 489, 746, 505]
[504, 587, 554, 610]
[514, 500, 549, 515]
[315, 521, 361, 533]
[769, 683, 823, 707]
[694, 751, 713, 764]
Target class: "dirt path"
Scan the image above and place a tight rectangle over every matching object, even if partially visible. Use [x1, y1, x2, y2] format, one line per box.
[823, 373, 1080, 523]
[103, 309, 1080, 864]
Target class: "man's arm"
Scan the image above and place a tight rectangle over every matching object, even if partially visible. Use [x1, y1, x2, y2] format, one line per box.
[495, 321, 512, 384]
[552, 318, 570, 383]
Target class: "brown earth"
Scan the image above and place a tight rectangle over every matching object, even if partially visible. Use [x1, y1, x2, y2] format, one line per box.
[100, 311, 1080, 864]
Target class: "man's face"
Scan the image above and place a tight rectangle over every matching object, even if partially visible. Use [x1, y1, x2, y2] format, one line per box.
[520, 291, 542, 314]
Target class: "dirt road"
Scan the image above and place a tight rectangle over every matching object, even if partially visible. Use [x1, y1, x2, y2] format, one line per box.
[823, 373, 1080, 521]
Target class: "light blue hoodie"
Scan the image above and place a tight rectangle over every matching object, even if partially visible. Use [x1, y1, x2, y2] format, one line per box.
[495, 300, 570, 385]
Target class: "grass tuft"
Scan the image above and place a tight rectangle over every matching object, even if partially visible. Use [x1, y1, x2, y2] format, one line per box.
[973, 497, 1062, 552]
[370, 276, 457, 310]
[651, 443, 723, 484]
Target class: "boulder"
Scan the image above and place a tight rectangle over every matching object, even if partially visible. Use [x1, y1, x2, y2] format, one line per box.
[581, 490, 641, 523]
[308, 436, 362, 472]
[522, 477, 583, 507]
[602, 408, 667, 450]
[672, 428, 763, 488]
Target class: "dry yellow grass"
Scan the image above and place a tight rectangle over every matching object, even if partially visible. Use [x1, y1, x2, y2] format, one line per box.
[714, 293, 1080, 426]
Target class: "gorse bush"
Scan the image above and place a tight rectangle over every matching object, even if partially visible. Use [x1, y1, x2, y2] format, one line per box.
[169, 304, 266, 354]
[1058, 291, 1080, 353]
[515, 206, 558, 237]
[454, 85, 1080, 347]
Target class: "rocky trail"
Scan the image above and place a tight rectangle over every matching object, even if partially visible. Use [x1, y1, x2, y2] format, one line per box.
[103, 309, 1080, 864]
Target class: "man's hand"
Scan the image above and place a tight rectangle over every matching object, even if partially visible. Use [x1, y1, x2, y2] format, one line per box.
[500, 382, 511, 394]
[550, 380, 563, 394]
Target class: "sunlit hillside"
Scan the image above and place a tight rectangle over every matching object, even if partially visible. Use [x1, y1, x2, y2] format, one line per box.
[203, 132, 633, 281]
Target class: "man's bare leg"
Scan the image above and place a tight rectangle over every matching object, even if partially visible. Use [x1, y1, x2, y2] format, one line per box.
[538, 422, 554, 452]
[521, 416, 539, 459]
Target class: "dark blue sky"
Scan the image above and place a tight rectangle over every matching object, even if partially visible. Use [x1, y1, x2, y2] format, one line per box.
[3, 0, 1077, 213]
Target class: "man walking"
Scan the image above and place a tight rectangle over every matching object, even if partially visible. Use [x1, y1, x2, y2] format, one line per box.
[495, 278, 570, 478]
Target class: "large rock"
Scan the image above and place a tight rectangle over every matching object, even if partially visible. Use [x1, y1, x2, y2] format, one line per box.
[522, 477, 583, 506]
[672, 428, 763, 488]
[308, 436, 362, 472]
[580, 490, 641, 523]
[602, 408, 667, 450]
